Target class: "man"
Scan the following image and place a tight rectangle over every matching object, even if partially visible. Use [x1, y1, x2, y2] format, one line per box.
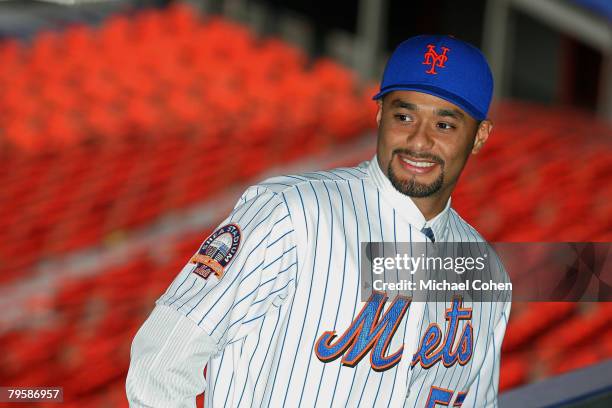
[126, 35, 511, 407]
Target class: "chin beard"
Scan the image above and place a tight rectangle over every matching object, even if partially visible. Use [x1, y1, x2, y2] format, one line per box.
[387, 162, 444, 198]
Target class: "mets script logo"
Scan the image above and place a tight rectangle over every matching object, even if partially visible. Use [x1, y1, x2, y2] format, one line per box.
[423, 44, 450, 74]
[315, 293, 473, 371]
[315, 292, 410, 371]
[190, 223, 241, 280]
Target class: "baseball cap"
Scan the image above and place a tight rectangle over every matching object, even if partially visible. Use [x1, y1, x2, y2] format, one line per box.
[373, 35, 494, 121]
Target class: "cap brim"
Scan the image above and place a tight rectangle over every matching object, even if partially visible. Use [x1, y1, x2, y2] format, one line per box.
[372, 84, 486, 121]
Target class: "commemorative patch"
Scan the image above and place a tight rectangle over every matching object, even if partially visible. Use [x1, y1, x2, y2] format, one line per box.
[190, 223, 241, 280]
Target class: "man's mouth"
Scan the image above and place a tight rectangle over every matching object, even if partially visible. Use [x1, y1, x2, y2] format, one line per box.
[400, 157, 436, 168]
[396, 154, 441, 175]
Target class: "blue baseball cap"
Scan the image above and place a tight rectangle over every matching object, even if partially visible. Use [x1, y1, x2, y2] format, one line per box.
[373, 35, 494, 121]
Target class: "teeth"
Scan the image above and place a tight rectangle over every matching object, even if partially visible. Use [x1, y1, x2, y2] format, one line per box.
[401, 158, 436, 168]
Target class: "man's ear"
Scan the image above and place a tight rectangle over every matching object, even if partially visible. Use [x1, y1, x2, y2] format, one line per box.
[472, 119, 493, 154]
[376, 99, 383, 127]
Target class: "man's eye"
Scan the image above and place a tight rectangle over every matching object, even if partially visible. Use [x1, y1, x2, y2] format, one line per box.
[437, 122, 455, 130]
[395, 114, 410, 122]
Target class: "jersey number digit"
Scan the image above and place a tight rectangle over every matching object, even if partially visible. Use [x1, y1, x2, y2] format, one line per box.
[425, 386, 467, 407]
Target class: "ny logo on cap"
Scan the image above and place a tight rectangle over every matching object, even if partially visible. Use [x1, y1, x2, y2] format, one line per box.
[423, 44, 450, 74]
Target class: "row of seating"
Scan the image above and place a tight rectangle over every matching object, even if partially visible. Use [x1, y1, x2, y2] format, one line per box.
[499, 303, 612, 390]
[0, 4, 374, 152]
[0, 230, 203, 405]
[0, 4, 377, 282]
[453, 101, 612, 242]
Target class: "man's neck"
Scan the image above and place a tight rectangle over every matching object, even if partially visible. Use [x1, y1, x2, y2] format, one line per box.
[410, 192, 451, 221]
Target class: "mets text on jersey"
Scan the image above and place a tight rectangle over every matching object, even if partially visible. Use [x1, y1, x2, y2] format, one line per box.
[315, 294, 472, 371]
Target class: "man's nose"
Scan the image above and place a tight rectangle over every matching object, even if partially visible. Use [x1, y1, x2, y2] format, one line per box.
[406, 121, 434, 151]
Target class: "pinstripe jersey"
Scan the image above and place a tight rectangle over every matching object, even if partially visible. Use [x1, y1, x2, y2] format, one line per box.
[157, 157, 511, 407]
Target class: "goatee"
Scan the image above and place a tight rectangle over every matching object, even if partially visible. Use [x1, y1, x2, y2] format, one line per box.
[387, 151, 444, 197]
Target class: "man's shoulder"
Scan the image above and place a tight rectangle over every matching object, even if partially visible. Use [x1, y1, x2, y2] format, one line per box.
[254, 162, 371, 196]
[447, 208, 487, 243]
[448, 208, 511, 297]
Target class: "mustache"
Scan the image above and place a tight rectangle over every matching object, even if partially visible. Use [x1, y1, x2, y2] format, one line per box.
[392, 149, 444, 165]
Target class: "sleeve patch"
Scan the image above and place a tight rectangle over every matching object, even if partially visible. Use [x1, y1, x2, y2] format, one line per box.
[190, 223, 242, 280]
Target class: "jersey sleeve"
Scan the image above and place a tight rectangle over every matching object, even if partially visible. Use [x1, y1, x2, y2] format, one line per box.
[156, 186, 298, 348]
[126, 304, 217, 407]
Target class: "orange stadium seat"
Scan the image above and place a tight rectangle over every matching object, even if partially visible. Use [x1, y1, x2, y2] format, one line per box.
[501, 302, 577, 353]
[499, 354, 528, 391]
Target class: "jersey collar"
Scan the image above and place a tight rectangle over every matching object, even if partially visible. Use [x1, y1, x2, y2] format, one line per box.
[367, 156, 451, 241]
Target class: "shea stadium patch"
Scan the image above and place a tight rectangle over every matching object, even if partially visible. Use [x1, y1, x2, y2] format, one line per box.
[190, 223, 241, 280]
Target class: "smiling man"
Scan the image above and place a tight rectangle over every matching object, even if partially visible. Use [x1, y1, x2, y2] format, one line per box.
[127, 35, 510, 407]
[373, 36, 495, 221]
[376, 91, 493, 219]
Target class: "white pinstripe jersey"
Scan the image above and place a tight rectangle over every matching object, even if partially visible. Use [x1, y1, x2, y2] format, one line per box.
[157, 157, 511, 407]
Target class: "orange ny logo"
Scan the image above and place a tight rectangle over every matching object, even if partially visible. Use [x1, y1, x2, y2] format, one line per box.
[423, 45, 450, 74]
